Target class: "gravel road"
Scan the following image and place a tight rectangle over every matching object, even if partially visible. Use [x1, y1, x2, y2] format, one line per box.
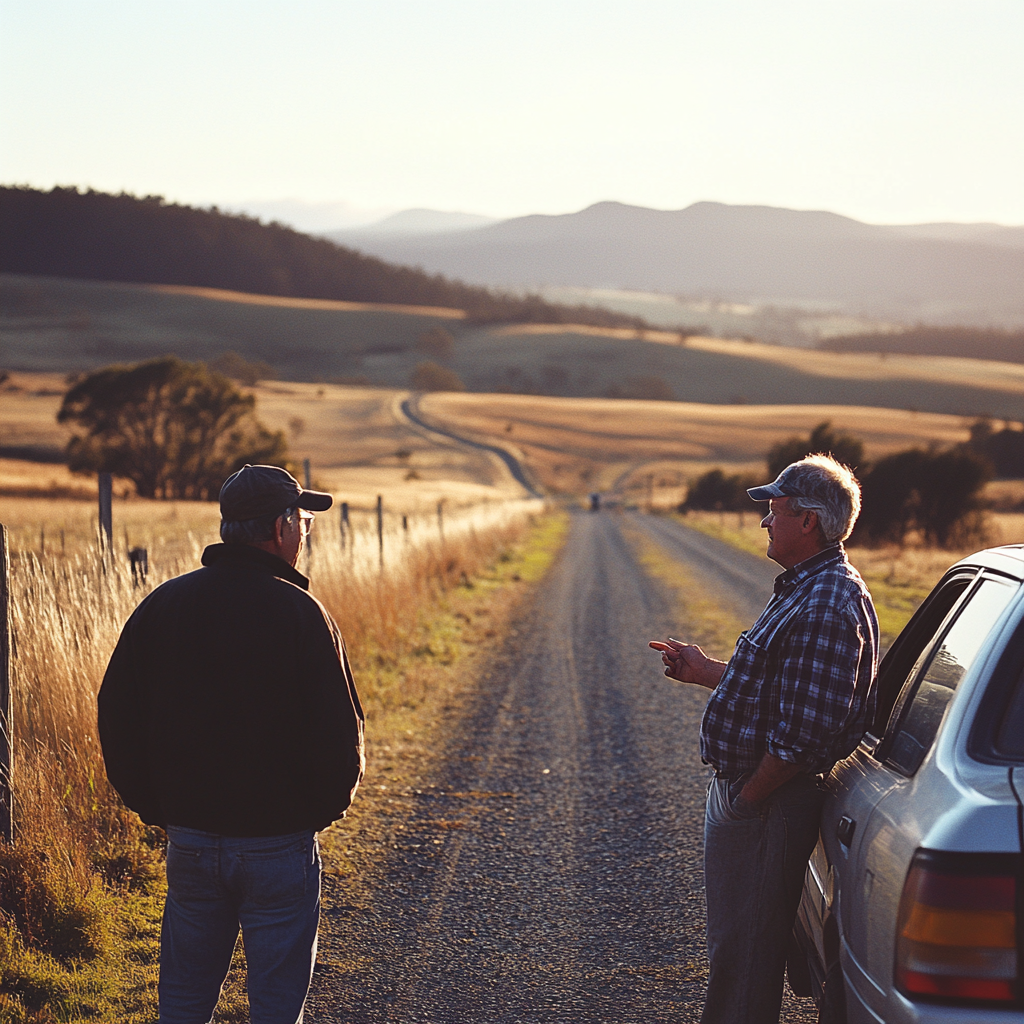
[308, 511, 818, 1023]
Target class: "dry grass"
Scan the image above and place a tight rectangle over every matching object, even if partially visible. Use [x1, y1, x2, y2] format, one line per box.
[7, 274, 1024, 414]
[0, 371, 530, 512]
[0, 490, 561, 1021]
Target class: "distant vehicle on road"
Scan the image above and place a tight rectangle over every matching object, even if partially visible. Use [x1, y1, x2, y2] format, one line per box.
[790, 544, 1024, 1023]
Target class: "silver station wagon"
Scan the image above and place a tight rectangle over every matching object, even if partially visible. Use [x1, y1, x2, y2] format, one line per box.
[790, 544, 1024, 1023]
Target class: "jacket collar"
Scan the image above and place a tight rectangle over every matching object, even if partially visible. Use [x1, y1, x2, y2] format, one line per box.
[773, 543, 844, 597]
[201, 543, 310, 590]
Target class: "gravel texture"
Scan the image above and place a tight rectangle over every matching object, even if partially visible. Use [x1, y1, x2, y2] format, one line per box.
[307, 511, 818, 1023]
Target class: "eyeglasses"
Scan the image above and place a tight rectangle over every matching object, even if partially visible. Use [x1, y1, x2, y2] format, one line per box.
[284, 509, 316, 536]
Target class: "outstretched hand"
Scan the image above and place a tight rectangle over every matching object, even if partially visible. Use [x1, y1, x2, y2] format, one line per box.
[648, 638, 726, 690]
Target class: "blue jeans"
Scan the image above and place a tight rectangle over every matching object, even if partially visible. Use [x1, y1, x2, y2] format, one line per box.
[159, 827, 321, 1024]
[701, 772, 825, 1024]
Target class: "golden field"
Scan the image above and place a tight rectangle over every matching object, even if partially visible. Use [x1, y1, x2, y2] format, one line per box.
[419, 390, 998, 498]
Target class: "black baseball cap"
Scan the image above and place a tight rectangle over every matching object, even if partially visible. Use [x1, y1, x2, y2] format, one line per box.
[219, 464, 333, 522]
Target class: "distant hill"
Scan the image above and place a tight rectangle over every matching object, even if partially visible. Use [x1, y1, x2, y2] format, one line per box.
[341, 200, 1024, 329]
[0, 186, 643, 330]
[330, 208, 498, 238]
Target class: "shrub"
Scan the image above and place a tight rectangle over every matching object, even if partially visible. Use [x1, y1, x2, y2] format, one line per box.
[766, 421, 865, 479]
[415, 327, 456, 360]
[854, 447, 991, 548]
[410, 361, 465, 392]
[967, 419, 1024, 478]
[682, 469, 761, 512]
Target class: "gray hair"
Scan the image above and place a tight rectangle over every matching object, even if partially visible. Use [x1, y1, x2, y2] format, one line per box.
[220, 506, 295, 545]
[784, 455, 862, 543]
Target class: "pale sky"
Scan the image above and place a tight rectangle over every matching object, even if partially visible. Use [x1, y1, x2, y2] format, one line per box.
[2, 0, 1023, 228]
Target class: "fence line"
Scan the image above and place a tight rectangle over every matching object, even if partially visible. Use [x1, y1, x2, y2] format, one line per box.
[0, 525, 13, 841]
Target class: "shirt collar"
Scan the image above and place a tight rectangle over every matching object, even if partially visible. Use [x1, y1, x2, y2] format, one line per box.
[773, 543, 844, 597]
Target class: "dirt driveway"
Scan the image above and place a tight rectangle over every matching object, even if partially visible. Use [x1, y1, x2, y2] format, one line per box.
[308, 512, 818, 1023]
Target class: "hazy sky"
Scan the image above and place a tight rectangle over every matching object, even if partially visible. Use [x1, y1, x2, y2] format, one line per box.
[2, 0, 1022, 228]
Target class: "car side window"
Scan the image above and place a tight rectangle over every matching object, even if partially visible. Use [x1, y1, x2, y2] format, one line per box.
[885, 577, 1017, 776]
[867, 574, 975, 739]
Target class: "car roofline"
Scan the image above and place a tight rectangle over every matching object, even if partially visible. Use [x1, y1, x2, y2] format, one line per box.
[948, 544, 1024, 582]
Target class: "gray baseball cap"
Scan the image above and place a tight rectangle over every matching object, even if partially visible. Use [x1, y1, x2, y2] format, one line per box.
[219, 464, 333, 522]
[746, 465, 805, 502]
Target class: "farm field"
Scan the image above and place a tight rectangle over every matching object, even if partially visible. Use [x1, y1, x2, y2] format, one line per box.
[6, 367, 1022, 517]
[4, 273, 1024, 418]
[1, 372, 529, 524]
[418, 391, 992, 497]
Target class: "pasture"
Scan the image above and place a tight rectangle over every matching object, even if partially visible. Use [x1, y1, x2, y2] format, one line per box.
[419, 391, 992, 497]
[4, 273, 1024, 419]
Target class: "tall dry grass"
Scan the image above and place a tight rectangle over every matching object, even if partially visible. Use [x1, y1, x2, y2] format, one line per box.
[0, 495, 543, 1020]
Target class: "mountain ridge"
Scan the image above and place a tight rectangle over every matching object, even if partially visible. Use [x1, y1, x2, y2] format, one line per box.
[334, 200, 1024, 327]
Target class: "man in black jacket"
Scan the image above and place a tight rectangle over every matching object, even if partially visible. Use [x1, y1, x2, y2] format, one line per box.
[99, 464, 364, 1024]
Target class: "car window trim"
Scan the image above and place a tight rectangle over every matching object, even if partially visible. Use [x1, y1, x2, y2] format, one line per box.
[863, 569, 979, 752]
[876, 572, 1015, 772]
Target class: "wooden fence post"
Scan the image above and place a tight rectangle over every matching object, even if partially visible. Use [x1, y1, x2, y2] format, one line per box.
[0, 524, 14, 841]
[340, 502, 349, 551]
[98, 472, 113, 556]
[376, 495, 384, 571]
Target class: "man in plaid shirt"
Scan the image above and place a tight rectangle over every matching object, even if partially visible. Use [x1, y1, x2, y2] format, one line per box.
[651, 454, 878, 1024]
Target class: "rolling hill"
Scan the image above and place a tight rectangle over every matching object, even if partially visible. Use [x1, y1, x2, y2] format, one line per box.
[0, 186, 642, 330]
[3, 274, 1023, 421]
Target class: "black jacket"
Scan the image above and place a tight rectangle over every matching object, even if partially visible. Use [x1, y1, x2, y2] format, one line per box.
[98, 543, 364, 836]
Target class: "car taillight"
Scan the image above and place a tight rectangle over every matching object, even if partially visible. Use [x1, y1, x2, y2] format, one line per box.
[895, 850, 1019, 1005]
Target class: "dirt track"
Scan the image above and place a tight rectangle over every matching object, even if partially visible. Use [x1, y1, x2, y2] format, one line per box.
[307, 512, 817, 1023]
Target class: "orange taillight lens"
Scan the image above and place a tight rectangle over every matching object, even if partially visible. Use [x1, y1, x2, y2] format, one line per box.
[895, 851, 1018, 1005]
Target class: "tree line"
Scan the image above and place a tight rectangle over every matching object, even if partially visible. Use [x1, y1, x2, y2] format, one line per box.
[0, 186, 645, 330]
[820, 326, 1024, 364]
[683, 421, 997, 548]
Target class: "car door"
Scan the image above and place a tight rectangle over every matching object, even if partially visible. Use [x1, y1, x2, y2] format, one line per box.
[844, 575, 1020, 1014]
[819, 570, 980, 1007]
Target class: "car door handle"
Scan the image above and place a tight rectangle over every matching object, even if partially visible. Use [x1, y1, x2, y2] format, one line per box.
[837, 815, 856, 847]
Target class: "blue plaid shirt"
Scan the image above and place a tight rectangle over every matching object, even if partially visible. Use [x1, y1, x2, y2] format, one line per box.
[700, 544, 879, 776]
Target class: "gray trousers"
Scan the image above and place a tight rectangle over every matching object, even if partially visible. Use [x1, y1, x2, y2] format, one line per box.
[701, 772, 825, 1024]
